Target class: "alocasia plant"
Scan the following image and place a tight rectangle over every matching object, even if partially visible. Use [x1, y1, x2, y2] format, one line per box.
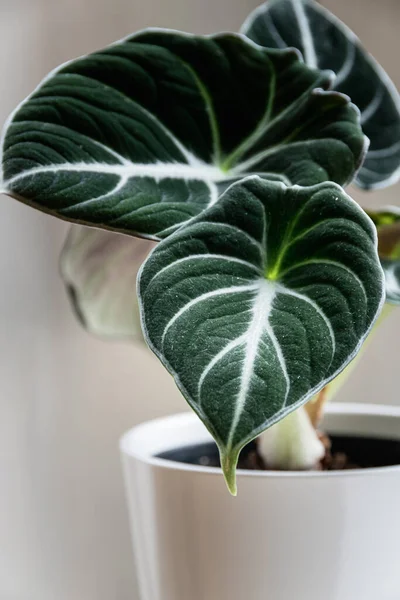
[1, 1, 398, 493]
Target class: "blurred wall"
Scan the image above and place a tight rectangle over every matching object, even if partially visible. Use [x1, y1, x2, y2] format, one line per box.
[0, 1, 399, 599]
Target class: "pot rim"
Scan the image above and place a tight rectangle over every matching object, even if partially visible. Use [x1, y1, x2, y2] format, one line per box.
[120, 403, 400, 480]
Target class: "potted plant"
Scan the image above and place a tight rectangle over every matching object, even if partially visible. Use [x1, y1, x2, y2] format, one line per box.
[2, 0, 400, 598]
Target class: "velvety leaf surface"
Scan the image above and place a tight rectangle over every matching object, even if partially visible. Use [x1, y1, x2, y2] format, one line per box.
[61, 226, 153, 339]
[1, 29, 365, 239]
[242, 0, 400, 190]
[139, 176, 384, 492]
[368, 207, 400, 304]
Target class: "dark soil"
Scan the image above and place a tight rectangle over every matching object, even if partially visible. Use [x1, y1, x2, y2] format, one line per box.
[157, 434, 400, 471]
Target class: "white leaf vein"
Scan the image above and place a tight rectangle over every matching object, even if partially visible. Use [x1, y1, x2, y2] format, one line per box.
[276, 284, 336, 355]
[161, 283, 259, 348]
[150, 254, 261, 285]
[227, 279, 281, 447]
[279, 258, 368, 301]
[291, 0, 318, 68]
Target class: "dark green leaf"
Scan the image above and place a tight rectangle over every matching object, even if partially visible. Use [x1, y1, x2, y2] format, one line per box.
[139, 176, 384, 492]
[242, 0, 400, 190]
[1, 29, 365, 239]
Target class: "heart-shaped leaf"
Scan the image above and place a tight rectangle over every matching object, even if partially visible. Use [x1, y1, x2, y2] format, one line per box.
[1, 29, 366, 239]
[139, 176, 384, 493]
[242, 0, 400, 190]
[368, 207, 400, 304]
[61, 226, 153, 339]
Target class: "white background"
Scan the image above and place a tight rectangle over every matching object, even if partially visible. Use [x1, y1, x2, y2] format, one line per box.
[0, 0, 399, 598]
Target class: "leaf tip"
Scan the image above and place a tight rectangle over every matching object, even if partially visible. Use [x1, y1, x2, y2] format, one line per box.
[221, 450, 239, 496]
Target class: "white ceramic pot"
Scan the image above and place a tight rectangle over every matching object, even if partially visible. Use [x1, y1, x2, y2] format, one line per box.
[120, 403, 400, 600]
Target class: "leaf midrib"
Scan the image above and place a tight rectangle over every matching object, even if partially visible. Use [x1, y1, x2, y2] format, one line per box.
[266, 189, 308, 280]
[176, 60, 222, 167]
[220, 66, 276, 171]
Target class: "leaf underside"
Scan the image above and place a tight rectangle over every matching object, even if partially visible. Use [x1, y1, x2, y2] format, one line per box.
[61, 226, 153, 340]
[139, 177, 384, 493]
[242, 0, 400, 190]
[1, 29, 365, 240]
[368, 207, 400, 304]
